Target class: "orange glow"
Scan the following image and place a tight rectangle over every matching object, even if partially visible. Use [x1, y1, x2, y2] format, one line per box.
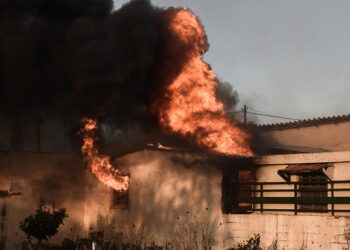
[79, 118, 129, 190]
[157, 143, 172, 150]
[147, 143, 173, 150]
[157, 9, 253, 157]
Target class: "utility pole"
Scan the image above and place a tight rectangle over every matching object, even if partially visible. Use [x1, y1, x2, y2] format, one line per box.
[243, 105, 247, 124]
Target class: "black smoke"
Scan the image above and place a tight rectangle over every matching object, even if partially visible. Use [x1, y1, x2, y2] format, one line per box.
[0, 0, 243, 153]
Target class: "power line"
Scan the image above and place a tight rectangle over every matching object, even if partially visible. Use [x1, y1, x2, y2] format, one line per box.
[246, 111, 300, 121]
[246, 106, 300, 120]
[246, 106, 274, 116]
[228, 107, 300, 121]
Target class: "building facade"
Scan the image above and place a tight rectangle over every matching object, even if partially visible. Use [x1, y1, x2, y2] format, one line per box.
[1, 114, 350, 249]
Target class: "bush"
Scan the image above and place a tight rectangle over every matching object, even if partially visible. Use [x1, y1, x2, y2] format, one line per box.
[19, 197, 68, 243]
[235, 234, 262, 250]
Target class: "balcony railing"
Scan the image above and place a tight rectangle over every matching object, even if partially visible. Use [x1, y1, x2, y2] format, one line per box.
[237, 180, 350, 215]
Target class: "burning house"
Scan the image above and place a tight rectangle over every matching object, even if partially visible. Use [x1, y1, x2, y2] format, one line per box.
[0, 148, 253, 248]
[2, 122, 350, 249]
[1, 0, 350, 249]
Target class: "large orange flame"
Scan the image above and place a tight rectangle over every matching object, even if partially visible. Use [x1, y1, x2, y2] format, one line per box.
[79, 117, 129, 190]
[157, 9, 253, 157]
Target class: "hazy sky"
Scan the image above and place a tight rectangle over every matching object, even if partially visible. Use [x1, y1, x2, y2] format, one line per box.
[114, 0, 350, 124]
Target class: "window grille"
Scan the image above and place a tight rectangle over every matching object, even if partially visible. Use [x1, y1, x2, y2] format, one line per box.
[111, 189, 129, 209]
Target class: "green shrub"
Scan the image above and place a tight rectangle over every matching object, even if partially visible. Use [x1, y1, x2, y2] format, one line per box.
[19, 197, 68, 243]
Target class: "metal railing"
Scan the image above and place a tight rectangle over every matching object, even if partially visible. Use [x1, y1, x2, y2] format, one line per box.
[237, 180, 350, 215]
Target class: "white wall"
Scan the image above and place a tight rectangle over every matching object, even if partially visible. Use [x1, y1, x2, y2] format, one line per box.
[84, 149, 226, 248]
[260, 121, 350, 152]
[224, 213, 350, 250]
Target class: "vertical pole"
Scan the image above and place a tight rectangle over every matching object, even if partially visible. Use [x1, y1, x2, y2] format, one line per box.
[243, 105, 247, 124]
[294, 183, 298, 215]
[331, 182, 334, 216]
[260, 184, 263, 213]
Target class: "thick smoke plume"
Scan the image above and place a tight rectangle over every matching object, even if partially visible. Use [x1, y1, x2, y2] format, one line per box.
[0, 0, 245, 153]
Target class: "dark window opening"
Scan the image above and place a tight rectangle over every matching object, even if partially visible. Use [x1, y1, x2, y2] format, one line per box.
[222, 167, 254, 214]
[111, 189, 129, 209]
[299, 172, 328, 212]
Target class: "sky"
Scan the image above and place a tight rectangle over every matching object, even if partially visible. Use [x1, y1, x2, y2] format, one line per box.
[115, 0, 350, 124]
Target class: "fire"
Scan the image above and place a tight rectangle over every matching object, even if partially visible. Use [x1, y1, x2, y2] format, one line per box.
[79, 117, 129, 190]
[156, 9, 254, 157]
[147, 143, 173, 150]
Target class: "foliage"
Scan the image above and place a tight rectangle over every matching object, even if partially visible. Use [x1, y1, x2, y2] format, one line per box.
[170, 209, 217, 250]
[267, 238, 277, 250]
[236, 234, 262, 250]
[88, 208, 217, 250]
[19, 197, 68, 243]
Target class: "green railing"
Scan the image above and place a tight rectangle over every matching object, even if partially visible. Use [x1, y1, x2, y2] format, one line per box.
[237, 180, 350, 215]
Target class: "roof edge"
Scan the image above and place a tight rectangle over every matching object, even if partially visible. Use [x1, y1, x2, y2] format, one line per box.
[257, 114, 350, 131]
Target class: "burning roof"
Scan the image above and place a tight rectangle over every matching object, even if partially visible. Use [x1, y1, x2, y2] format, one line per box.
[0, 0, 255, 191]
[76, 6, 255, 190]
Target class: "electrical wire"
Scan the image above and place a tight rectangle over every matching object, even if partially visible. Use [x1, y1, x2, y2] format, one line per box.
[246, 106, 300, 120]
[228, 110, 243, 114]
[227, 106, 300, 121]
[246, 111, 300, 121]
[246, 106, 275, 116]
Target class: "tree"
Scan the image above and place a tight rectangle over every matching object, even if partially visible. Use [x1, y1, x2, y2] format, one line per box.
[19, 197, 68, 243]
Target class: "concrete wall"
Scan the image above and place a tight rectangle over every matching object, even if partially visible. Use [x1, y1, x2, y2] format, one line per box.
[260, 121, 350, 152]
[84, 150, 227, 248]
[257, 151, 350, 165]
[223, 213, 350, 250]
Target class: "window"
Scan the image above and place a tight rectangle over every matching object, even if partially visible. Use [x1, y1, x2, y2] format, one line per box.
[111, 189, 129, 209]
[222, 167, 254, 214]
[278, 163, 330, 212]
[238, 170, 254, 210]
[299, 173, 327, 212]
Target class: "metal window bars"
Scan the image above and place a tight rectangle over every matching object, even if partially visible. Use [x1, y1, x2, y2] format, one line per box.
[236, 180, 350, 215]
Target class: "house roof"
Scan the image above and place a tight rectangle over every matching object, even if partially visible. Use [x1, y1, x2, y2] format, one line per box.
[137, 145, 254, 160]
[108, 144, 255, 163]
[257, 114, 350, 131]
